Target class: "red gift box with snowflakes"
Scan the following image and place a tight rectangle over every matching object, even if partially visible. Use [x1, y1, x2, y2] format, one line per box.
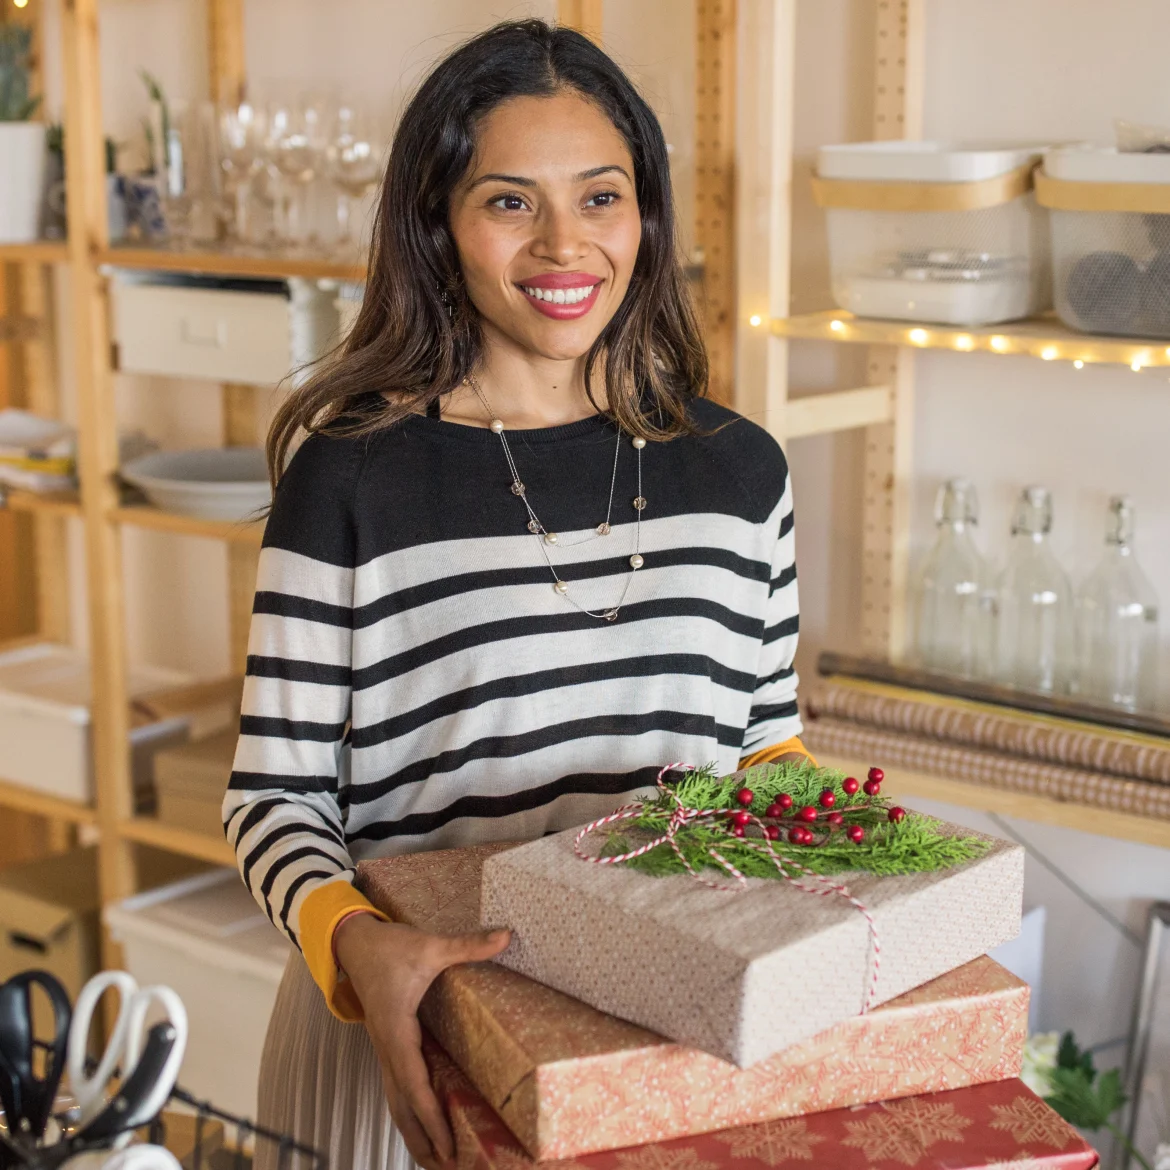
[426, 1036, 1098, 1170]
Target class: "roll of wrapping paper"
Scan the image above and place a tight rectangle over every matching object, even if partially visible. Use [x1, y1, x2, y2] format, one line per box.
[803, 716, 1170, 820]
[810, 677, 1170, 786]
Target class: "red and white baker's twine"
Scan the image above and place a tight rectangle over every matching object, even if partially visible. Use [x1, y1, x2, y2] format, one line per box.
[573, 763, 882, 1014]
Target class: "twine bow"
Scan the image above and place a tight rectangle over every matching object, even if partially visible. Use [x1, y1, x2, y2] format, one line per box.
[574, 763, 882, 1014]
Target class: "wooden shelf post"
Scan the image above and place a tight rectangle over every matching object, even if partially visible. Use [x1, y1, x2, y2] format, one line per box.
[860, 0, 924, 664]
[694, 0, 737, 406]
[63, 0, 137, 947]
[733, 0, 796, 438]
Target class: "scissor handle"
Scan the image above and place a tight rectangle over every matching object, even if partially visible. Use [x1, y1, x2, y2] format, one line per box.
[67, 971, 140, 1124]
[0, 969, 72, 1141]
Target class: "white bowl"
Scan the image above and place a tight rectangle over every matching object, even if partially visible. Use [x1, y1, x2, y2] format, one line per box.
[121, 448, 271, 521]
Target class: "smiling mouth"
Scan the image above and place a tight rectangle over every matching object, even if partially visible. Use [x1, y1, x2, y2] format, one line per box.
[520, 283, 599, 305]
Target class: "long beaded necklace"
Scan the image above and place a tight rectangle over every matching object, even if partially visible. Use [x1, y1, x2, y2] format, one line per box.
[465, 374, 647, 622]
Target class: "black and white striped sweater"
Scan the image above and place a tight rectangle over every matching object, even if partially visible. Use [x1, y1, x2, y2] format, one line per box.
[224, 398, 802, 952]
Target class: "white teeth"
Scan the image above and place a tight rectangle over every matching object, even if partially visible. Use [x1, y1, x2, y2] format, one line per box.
[522, 284, 597, 305]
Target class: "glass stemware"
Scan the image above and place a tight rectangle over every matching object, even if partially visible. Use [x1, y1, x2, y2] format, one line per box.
[325, 102, 384, 255]
[265, 96, 328, 249]
[218, 101, 268, 246]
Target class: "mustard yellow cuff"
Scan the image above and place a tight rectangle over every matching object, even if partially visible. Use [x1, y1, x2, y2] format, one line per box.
[300, 880, 390, 1022]
[739, 735, 817, 770]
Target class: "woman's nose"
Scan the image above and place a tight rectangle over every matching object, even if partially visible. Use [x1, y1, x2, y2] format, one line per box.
[531, 203, 589, 266]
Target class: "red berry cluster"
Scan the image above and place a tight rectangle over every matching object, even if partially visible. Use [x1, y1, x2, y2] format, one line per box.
[725, 767, 901, 848]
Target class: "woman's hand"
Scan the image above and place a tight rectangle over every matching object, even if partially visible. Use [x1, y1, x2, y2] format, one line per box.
[334, 912, 511, 1170]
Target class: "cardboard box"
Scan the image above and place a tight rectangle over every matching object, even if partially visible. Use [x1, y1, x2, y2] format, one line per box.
[0, 846, 100, 1006]
[481, 814, 1024, 1066]
[358, 844, 1029, 1161]
[426, 1037, 1099, 1170]
[154, 728, 236, 838]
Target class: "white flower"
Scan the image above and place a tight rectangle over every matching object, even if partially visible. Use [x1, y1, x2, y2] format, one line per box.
[1021, 1031, 1061, 1096]
[1154, 1141, 1170, 1170]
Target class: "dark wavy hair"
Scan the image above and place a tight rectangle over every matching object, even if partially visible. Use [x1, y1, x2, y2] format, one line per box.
[267, 18, 708, 483]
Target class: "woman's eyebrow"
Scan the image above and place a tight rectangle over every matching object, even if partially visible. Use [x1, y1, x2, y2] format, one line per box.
[470, 172, 537, 189]
[468, 164, 632, 190]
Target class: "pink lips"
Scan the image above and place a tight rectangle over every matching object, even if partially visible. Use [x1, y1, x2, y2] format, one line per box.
[517, 271, 603, 320]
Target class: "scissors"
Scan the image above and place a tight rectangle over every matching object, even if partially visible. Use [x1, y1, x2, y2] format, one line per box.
[0, 970, 72, 1144]
[60, 1148, 182, 1170]
[65, 973, 187, 1145]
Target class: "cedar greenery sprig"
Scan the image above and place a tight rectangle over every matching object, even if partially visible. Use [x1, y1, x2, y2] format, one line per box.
[604, 760, 990, 880]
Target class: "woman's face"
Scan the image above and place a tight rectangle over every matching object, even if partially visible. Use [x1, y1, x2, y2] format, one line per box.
[449, 90, 642, 363]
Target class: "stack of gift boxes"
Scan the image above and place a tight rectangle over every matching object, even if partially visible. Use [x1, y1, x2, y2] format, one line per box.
[358, 773, 1098, 1170]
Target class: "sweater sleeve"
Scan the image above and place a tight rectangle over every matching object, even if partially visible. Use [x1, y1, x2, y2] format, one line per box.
[739, 463, 804, 757]
[222, 433, 386, 1022]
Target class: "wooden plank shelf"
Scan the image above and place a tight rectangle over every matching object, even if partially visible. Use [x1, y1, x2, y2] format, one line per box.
[98, 245, 367, 283]
[768, 309, 1170, 370]
[0, 776, 98, 825]
[0, 241, 71, 265]
[111, 505, 265, 544]
[118, 816, 236, 866]
[2, 488, 84, 518]
[816, 751, 1170, 851]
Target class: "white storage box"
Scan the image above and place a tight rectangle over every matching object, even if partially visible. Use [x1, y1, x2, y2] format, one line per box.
[1036, 146, 1170, 337]
[104, 870, 291, 1123]
[0, 642, 189, 804]
[109, 274, 341, 386]
[814, 141, 1050, 326]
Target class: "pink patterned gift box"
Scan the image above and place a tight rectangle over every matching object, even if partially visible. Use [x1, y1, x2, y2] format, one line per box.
[426, 1037, 1099, 1170]
[480, 812, 1024, 1067]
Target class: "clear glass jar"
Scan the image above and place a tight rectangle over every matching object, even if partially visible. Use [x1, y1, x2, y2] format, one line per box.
[913, 479, 992, 678]
[994, 486, 1075, 695]
[1075, 496, 1160, 711]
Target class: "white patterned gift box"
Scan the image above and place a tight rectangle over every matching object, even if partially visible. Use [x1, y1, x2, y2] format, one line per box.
[480, 813, 1024, 1068]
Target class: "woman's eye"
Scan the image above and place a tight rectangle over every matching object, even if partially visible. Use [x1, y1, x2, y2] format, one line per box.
[586, 190, 620, 208]
[491, 194, 528, 211]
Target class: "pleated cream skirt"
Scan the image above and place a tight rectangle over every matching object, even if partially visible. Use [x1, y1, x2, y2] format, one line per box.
[255, 953, 418, 1170]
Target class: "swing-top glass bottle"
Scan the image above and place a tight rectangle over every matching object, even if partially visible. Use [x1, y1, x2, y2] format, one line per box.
[1075, 495, 1159, 712]
[913, 478, 992, 678]
[994, 485, 1074, 695]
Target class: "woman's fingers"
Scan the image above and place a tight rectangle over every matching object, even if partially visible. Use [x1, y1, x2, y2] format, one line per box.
[434, 928, 511, 969]
[386, 1030, 455, 1168]
[381, 1062, 447, 1170]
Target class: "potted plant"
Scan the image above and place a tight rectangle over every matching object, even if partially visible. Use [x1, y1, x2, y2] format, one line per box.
[0, 24, 45, 243]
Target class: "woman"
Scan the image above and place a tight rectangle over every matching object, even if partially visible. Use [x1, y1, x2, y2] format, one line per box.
[226, 18, 810, 1170]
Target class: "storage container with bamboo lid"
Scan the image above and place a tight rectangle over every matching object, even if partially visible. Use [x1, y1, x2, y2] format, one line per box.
[1036, 145, 1170, 338]
[813, 142, 1050, 327]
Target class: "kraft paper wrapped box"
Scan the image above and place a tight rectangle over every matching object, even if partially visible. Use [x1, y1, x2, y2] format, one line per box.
[357, 843, 1029, 1162]
[424, 1037, 1099, 1170]
[480, 815, 1024, 1068]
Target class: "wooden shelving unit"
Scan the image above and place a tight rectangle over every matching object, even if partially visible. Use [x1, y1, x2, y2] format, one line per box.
[769, 309, 1170, 371]
[0, 777, 97, 826]
[3, 488, 84, 519]
[110, 505, 265, 544]
[117, 817, 236, 867]
[738, 0, 1170, 844]
[99, 245, 366, 284]
[0, 240, 70, 264]
[1, 0, 1165, 948]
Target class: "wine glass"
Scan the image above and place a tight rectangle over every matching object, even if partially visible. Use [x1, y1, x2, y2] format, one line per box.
[218, 101, 268, 246]
[156, 101, 220, 248]
[324, 102, 385, 256]
[265, 95, 328, 250]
